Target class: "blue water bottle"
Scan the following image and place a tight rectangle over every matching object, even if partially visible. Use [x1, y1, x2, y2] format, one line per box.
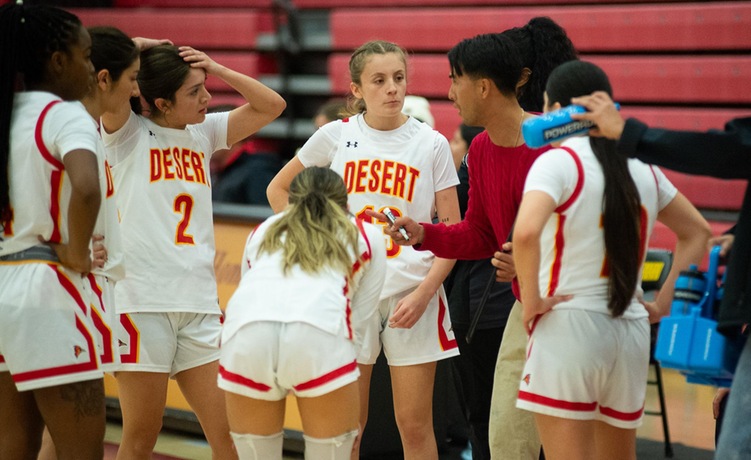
[521, 104, 620, 148]
[670, 265, 706, 315]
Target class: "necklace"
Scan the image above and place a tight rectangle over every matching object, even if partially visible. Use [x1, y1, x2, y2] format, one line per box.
[514, 108, 525, 147]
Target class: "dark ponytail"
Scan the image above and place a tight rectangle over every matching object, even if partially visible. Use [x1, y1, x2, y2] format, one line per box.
[502, 16, 578, 112]
[0, 4, 82, 223]
[546, 60, 641, 317]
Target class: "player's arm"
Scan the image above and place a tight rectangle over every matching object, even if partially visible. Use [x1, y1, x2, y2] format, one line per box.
[53, 149, 101, 273]
[388, 186, 460, 329]
[513, 191, 571, 331]
[266, 156, 305, 213]
[647, 192, 711, 320]
[178, 47, 286, 146]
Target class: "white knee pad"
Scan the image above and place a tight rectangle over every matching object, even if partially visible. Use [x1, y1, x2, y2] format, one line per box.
[230, 431, 284, 460]
[303, 430, 358, 460]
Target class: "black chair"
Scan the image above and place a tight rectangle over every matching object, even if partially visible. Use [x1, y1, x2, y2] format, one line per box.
[641, 248, 674, 458]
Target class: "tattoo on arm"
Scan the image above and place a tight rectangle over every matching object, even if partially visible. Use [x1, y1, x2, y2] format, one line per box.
[440, 217, 450, 223]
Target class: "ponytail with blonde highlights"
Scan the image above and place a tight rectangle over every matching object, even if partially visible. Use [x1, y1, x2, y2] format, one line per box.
[258, 167, 361, 282]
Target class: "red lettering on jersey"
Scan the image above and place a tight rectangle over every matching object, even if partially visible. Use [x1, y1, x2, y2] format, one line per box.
[343, 162, 355, 193]
[368, 160, 382, 193]
[381, 160, 394, 195]
[191, 151, 207, 185]
[405, 166, 420, 201]
[162, 148, 175, 180]
[354, 160, 368, 193]
[172, 148, 183, 180]
[392, 163, 407, 198]
[149, 148, 208, 186]
[181, 148, 194, 182]
[104, 160, 115, 198]
[343, 159, 420, 201]
[149, 148, 162, 182]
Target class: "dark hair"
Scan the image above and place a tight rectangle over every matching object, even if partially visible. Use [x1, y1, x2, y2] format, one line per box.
[502, 17, 578, 112]
[460, 124, 484, 148]
[0, 4, 82, 222]
[137, 44, 190, 114]
[546, 60, 641, 317]
[448, 33, 523, 97]
[88, 26, 138, 81]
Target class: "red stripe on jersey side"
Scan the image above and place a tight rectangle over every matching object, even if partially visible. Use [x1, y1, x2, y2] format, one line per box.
[518, 390, 598, 412]
[599, 404, 644, 421]
[294, 360, 358, 392]
[554, 147, 584, 213]
[437, 296, 457, 351]
[119, 314, 140, 364]
[546, 214, 566, 297]
[219, 364, 272, 392]
[35, 101, 64, 170]
[36, 102, 65, 243]
[0, 355, 5, 363]
[13, 312, 99, 384]
[343, 281, 353, 340]
[48, 169, 64, 244]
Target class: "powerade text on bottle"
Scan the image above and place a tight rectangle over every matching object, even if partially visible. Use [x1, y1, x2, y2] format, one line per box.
[522, 104, 620, 148]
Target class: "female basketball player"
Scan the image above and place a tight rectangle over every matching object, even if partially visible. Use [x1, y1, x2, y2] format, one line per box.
[267, 40, 461, 459]
[0, 4, 105, 459]
[219, 166, 386, 460]
[101, 44, 285, 459]
[513, 60, 711, 460]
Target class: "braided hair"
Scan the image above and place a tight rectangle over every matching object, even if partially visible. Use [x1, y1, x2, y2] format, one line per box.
[0, 3, 83, 223]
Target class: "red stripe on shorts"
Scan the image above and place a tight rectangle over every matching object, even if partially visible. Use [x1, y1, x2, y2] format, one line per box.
[294, 360, 357, 392]
[437, 296, 457, 351]
[119, 314, 140, 364]
[518, 390, 598, 412]
[13, 314, 99, 384]
[218, 365, 272, 392]
[599, 404, 644, 422]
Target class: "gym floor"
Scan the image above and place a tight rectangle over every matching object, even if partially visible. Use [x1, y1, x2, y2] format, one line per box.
[102, 368, 717, 459]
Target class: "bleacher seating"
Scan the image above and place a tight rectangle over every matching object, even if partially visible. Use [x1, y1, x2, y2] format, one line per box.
[72, 9, 272, 49]
[66, 0, 749, 250]
[330, 3, 751, 52]
[328, 54, 751, 104]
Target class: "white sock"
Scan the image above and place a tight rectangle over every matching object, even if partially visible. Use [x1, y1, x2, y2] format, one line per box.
[303, 430, 358, 460]
[230, 431, 283, 460]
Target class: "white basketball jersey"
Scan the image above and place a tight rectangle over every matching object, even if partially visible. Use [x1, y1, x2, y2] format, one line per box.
[524, 136, 677, 318]
[223, 213, 386, 348]
[1, 93, 100, 257]
[296, 114, 458, 298]
[102, 111, 229, 314]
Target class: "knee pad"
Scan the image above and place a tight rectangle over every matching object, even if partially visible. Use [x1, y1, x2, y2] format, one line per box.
[303, 429, 358, 460]
[230, 431, 283, 460]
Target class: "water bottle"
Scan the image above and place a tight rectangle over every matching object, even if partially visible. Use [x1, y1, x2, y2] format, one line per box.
[521, 104, 620, 148]
[670, 265, 706, 315]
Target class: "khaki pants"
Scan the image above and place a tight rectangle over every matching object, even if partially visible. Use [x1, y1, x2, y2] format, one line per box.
[488, 300, 541, 460]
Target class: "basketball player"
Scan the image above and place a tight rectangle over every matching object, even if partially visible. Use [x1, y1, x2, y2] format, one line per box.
[267, 40, 461, 460]
[513, 60, 710, 460]
[101, 44, 285, 459]
[219, 167, 386, 460]
[0, 4, 105, 458]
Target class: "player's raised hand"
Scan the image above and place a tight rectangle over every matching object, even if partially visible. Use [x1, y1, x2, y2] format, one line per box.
[179, 46, 222, 75]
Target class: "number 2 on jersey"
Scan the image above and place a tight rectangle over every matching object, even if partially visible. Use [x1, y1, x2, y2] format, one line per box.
[174, 194, 195, 245]
[355, 205, 402, 258]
